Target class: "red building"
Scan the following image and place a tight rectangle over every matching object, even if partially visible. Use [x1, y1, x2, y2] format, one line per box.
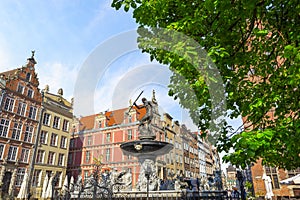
[0, 53, 43, 197]
[68, 93, 168, 188]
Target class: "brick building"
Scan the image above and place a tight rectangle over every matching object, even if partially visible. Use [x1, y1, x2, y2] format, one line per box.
[0, 53, 43, 197]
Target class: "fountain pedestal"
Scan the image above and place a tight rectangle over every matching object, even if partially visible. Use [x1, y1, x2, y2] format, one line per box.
[120, 139, 173, 191]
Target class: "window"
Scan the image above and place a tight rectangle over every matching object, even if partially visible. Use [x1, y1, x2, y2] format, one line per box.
[85, 151, 90, 163]
[58, 154, 64, 166]
[50, 133, 58, 146]
[17, 84, 24, 94]
[87, 136, 92, 146]
[28, 106, 37, 120]
[40, 131, 48, 144]
[27, 89, 34, 98]
[42, 113, 51, 126]
[48, 151, 55, 165]
[127, 129, 132, 140]
[106, 133, 111, 142]
[20, 148, 30, 163]
[3, 97, 14, 112]
[105, 149, 110, 162]
[68, 153, 73, 164]
[0, 119, 10, 137]
[128, 115, 132, 123]
[15, 168, 26, 186]
[62, 119, 69, 132]
[60, 136, 67, 148]
[26, 73, 31, 81]
[7, 146, 18, 161]
[17, 102, 26, 116]
[32, 170, 41, 187]
[11, 122, 22, 140]
[53, 116, 60, 129]
[70, 139, 74, 148]
[98, 121, 102, 128]
[24, 126, 33, 143]
[0, 144, 4, 159]
[36, 150, 45, 163]
[84, 171, 89, 180]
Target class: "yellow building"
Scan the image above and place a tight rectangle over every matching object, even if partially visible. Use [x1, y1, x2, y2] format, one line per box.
[31, 86, 72, 199]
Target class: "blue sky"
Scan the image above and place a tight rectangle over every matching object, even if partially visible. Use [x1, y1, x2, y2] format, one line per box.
[0, 0, 242, 133]
[0, 0, 201, 129]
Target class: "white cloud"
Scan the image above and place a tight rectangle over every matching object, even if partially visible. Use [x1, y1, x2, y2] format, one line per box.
[36, 62, 77, 101]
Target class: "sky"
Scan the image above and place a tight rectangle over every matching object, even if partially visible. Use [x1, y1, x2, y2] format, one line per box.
[0, 0, 242, 139]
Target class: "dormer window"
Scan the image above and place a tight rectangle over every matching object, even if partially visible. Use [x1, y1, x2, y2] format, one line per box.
[98, 121, 102, 128]
[26, 73, 31, 82]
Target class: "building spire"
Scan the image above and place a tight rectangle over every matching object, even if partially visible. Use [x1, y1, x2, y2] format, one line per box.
[152, 89, 157, 104]
[27, 50, 37, 66]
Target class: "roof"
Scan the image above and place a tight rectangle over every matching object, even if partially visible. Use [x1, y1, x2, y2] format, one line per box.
[44, 92, 72, 108]
[0, 68, 19, 77]
[78, 105, 146, 131]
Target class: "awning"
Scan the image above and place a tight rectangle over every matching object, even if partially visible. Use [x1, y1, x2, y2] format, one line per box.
[280, 174, 300, 185]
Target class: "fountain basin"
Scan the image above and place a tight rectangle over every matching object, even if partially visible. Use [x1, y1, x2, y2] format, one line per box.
[120, 140, 173, 158]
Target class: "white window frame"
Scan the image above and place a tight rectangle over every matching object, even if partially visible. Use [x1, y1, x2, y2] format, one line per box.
[15, 168, 26, 186]
[20, 148, 30, 163]
[105, 149, 110, 162]
[11, 122, 22, 140]
[27, 88, 34, 98]
[50, 133, 58, 146]
[58, 153, 64, 166]
[43, 113, 51, 126]
[0, 144, 5, 159]
[17, 84, 24, 94]
[62, 119, 69, 132]
[53, 116, 60, 129]
[17, 102, 27, 116]
[24, 125, 33, 143]
[7, 146, 18, 161]
[86, 151, 90, 163]
[87, 136, 92, 146]
[32, 169, 41, 187]
[60, 136, 67, 148]
[3, 97, 15, 112]
[48, 151, 56, 165]
[36, 150, 45, 163]
[0, 119, 10, 137]
[28, 106, 37, 120]
[40, 131, 48, 145]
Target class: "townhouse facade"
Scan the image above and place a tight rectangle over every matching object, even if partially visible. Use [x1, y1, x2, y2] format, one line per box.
[31, 86, 73, 198]
[67, 91, 223, 190]
[0, 53, 43, 197]
[68, 92, 168, 188]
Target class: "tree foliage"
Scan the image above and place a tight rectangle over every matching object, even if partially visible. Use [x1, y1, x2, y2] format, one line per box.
[112, 0, 300, 169]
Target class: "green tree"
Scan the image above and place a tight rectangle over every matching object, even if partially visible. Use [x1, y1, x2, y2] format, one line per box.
[112, 0, 300, 169]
